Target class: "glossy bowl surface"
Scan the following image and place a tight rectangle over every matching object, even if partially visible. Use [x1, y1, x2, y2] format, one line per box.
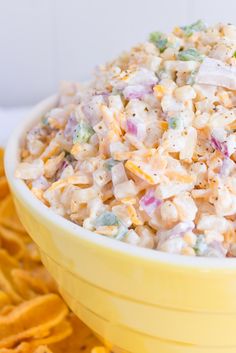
[5, 95, 236, 353]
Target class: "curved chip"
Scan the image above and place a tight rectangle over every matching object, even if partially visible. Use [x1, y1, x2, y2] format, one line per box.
[0, 292, 10, 310]
[33, 346, 53, 353]
[24, 243, 41, 263]
[0, 294, 68, 348]
[31, 320, 72, 346]
[0, 226, 25, 259]
[0, 149, 4, 177]
[0, 249, 19, 269]
[0, 270, 22, 305]
[0, 153, 107, 353]
[0, 249, 22, 304]
[0, 177, 9, 200]
[0, 196, 25, 234]
[0, 305, 15, 316]
[50, 314, 101, 353]
[91, 348, 109, 353]
[11, 268, 52, 300]
[0, 343, 53, 353]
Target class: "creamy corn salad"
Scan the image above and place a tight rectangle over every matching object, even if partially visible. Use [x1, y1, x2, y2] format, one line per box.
[16, 21, 236, 257]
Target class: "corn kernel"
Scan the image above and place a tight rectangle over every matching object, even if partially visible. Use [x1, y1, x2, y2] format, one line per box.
[154, 85, 166, 98]
[181, 247, 196, 256]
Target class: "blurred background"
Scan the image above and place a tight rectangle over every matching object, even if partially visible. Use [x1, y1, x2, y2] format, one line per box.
[0, 0, 235, 107]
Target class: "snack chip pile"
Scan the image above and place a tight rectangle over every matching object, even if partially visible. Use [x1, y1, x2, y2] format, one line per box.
[0, 149, 108, 353]
[16, 21, 236, 257]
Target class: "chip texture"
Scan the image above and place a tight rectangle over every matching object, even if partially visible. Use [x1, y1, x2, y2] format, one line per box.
[0, 150, 106, 352]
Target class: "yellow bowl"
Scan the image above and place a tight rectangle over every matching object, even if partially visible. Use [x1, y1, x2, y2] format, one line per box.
[5, 96, 236, 353]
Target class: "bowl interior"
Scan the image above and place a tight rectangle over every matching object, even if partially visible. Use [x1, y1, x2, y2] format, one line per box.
[4, 94, 236, 270]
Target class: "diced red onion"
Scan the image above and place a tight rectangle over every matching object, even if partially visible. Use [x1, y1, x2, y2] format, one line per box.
[220, 157, 234, 177]
[196, 57, 236, 90]
[127, 120, 138, 135]
[60, 160, 69, 172]
[157, 221, 195, 248]
[139, 189, 162, 216]
[169, 221, 195, 239]
[123, 84, 154, 100]
[211, 136, 229, 157]
[126, 118, 146, 140]
[64, 114, 77, 140]
[55, 159, 70, 181]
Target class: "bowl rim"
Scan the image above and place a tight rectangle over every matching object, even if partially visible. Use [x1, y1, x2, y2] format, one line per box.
[4, 94, 236, 270]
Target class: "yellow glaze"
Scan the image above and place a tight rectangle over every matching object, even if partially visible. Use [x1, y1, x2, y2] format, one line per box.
[5, 96, 236, 353]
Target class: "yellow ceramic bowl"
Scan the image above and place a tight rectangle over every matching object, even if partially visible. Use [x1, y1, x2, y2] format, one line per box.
[5, 96, 236, 353]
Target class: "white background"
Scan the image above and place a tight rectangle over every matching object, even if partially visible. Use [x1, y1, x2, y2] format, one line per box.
[0, 0, 235, 107]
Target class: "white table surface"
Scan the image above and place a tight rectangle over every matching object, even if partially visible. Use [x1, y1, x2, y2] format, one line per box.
[0, 107, 31, 146]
